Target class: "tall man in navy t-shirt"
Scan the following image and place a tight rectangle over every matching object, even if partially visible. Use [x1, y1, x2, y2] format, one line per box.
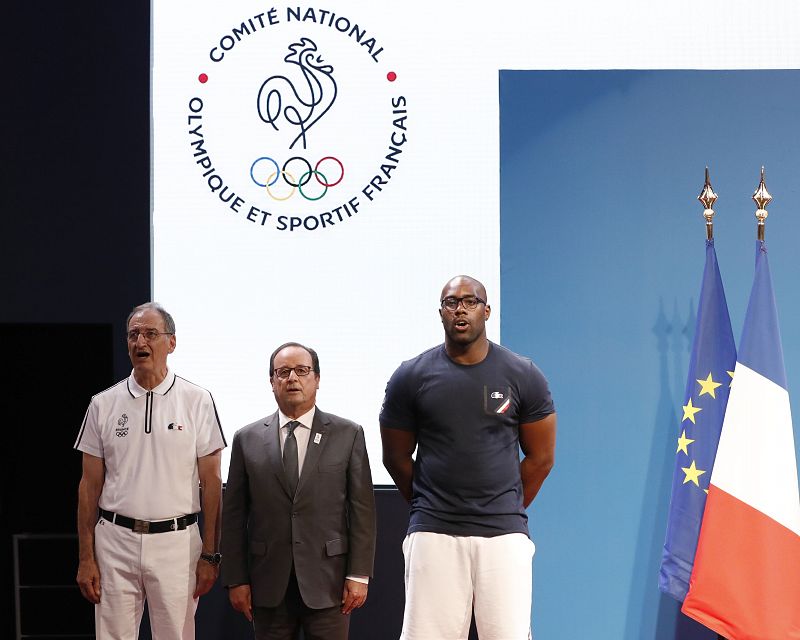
[380, 275, 557, 640]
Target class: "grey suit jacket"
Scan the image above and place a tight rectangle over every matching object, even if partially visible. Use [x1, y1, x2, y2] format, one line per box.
[220, 408, 376, 609]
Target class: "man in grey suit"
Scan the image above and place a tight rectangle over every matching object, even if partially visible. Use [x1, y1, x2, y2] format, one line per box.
[221, 342, 376, 640]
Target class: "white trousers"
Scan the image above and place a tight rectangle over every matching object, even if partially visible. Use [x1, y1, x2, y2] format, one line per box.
[94, 517, 202, 639]
[400, 531, 535, 640]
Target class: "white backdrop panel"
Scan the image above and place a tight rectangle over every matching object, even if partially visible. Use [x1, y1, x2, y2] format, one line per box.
[152, 0, 800, 482]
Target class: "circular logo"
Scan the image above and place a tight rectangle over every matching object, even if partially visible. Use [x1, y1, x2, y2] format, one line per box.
[185, 7, 409, 233]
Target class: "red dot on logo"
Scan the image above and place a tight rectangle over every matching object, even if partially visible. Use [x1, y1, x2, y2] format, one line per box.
[198, 73, 209, 84]
[387, 71, 397, 82]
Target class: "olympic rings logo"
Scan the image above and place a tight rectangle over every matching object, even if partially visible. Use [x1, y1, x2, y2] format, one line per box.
[250, 156, 345, 201]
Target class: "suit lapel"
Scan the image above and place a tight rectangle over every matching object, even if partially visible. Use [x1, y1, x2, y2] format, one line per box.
[263, 412, 292, 497]
[296, 409, 329, 496]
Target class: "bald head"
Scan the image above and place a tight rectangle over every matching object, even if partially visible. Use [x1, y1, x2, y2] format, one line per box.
[440, 275, 487, 303]
[438, 275, 491, 361]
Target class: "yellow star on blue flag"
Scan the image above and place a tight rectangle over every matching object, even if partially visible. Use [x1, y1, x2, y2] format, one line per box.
[682, 398, 702, 424]
[697, 372, 722, 398]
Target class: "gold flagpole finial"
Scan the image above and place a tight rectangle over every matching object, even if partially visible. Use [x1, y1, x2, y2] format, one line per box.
[698, 166, 718, 240]
[752, 166, 772, 241]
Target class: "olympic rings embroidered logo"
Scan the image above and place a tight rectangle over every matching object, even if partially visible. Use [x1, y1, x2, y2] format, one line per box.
[250, 156, 345, 201]
[115, 413, 129, 438]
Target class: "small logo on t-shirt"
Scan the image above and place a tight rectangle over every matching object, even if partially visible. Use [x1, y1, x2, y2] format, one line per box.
[115, 414, 129, 437]
[484, 386, 512, 416]
[167, 422, 184, 431]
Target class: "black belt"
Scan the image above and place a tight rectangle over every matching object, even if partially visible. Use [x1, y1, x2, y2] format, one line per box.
[99, 508, 198, 534]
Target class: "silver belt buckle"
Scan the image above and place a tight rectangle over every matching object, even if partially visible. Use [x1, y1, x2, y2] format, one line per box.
[133, 519, 150, 534]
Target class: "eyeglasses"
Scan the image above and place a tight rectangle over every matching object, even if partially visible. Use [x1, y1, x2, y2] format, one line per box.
[274, 365, 314, 380]
[126, 329, 174, 342]
[440, 296, 487, 311]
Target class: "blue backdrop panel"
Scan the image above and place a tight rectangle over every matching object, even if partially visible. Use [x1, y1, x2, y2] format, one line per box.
[499, 70, 800, 639]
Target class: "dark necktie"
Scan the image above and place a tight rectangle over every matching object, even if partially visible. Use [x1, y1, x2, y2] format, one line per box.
[283, 420, 300, 496]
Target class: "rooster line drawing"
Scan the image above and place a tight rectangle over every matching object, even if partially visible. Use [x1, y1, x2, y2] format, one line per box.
[257, 38, 338, 150]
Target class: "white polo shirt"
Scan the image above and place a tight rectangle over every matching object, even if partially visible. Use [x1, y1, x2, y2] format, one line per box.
[74, 369, 226, 520]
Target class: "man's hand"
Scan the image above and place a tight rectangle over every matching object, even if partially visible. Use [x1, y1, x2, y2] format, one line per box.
[76, 453, 104, 604]
[228, 584, 253, 622]
[76, 557, 102, 604]
[193, 559, 218, 598]
[341, 579, 368, 614]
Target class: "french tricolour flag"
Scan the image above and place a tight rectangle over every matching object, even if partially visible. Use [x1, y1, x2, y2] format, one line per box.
[682, 241, 800, 639]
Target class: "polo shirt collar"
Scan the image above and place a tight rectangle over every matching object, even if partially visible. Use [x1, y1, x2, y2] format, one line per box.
[127, 369, 176, 398]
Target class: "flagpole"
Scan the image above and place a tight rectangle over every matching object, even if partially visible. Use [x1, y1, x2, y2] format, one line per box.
[753, 165, 772, 241]
[699, 167, 727, 640]
[709, 167, 770, 640]
[698, 166, 717, 240]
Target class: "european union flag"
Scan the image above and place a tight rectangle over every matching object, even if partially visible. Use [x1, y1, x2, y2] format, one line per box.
[659, 238, 736, 602]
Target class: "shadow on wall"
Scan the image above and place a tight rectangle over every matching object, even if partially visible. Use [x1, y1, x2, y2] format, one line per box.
[623, 300, 717, 640]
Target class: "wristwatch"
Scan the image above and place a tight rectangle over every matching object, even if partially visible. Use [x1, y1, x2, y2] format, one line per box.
[200, 552, 222, 566]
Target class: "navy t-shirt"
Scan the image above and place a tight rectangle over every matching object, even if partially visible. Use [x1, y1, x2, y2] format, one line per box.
[380, 342, 555, 537]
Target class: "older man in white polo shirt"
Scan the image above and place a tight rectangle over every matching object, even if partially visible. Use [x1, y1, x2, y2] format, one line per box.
[74, 302, 226, 639]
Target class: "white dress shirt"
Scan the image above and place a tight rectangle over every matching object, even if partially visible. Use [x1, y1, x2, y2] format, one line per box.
[278, 407, 314, 476]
